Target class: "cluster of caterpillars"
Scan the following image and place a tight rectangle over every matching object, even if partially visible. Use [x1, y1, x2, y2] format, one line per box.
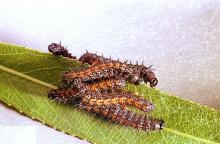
[48, 42, 164, 131]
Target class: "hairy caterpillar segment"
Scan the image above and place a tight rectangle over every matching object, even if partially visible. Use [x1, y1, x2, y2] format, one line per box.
[47, 87, 81, 104]
[82, 92, 154, 112]
[79, 52, 116, 65]
[87, 79, 126, 92]
[122, 92, 155, 112]
[79, 102, 164, 131]
[48, 90, 75, 104]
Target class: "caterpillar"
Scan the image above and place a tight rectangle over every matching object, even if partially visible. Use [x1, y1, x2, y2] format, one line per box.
[82, 91, 155, 112]
[47, 42, 165, 132]
[48, 42, 76, 59]
[48, 88, 155, 113]
[48, 79, 126, 104]
[79, 52, 158, 87]
[79, 102, 164, 131]
[48, 42, 158, 87]
[62, 62, 132, 86]
[63, 60, 157, 87]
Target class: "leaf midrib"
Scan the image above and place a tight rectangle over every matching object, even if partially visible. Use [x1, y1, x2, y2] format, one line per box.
[0, 64, 218, 144]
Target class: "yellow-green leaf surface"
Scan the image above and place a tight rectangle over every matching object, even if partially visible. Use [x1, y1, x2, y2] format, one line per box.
[0, 42, 219, 144]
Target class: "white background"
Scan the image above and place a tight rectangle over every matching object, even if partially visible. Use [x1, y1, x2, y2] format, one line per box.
[0, 0, 220, 143]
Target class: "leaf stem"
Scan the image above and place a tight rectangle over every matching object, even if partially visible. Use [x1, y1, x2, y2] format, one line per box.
[0, 65, 57, 89]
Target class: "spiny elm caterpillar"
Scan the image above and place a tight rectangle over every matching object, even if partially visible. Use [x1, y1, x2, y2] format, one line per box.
[82, 91, 155, 112]
[49, 42, 158, 87]
[64, 58, 158, 87]
[48, 42, 76, 59]
[79, 103, 164, 131]
[49, 85, 155, 112]
[48, 79, 126, 104]
[47, 42, 164, 131]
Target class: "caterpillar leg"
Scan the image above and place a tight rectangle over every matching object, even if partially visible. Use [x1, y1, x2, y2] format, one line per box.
[48, 42, 76, 59]
[79, 102, 164, 131]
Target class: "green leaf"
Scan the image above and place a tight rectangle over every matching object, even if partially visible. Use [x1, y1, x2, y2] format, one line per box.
[0, 42, 219, 144]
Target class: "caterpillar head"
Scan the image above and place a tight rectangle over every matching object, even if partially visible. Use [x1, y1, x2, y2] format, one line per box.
[152, 119, 165, 130]
[48, 43, 66, 56]
[141, 65, 158, 87]
[131, 65, 158, 87]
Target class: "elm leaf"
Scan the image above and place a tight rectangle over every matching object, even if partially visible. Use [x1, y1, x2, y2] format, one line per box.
[0, 42, 219, 144]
